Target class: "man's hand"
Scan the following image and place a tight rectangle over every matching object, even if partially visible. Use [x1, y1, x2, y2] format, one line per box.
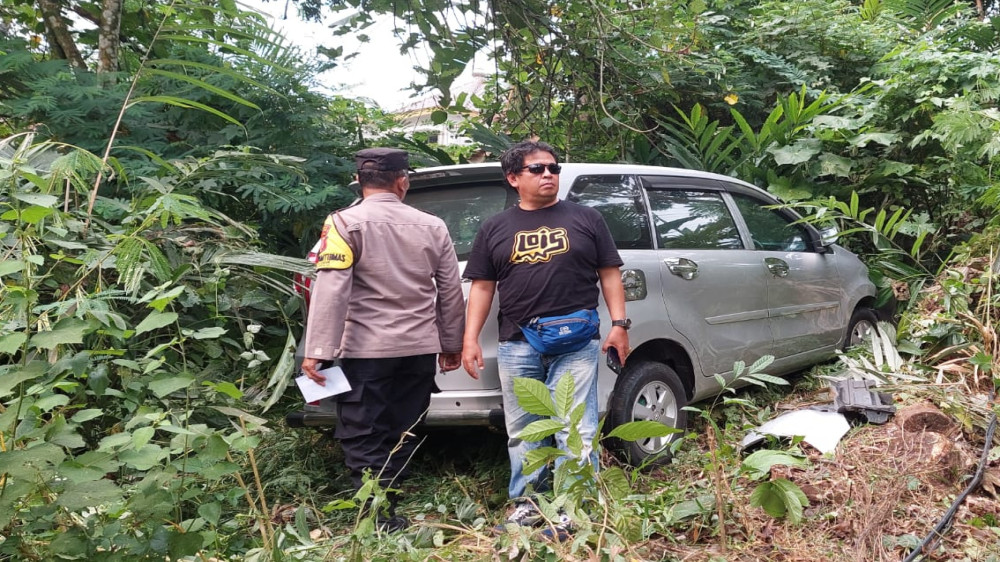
[462, 341, 483, 380]
[439, 352, 461, 372]
[300, 357, 326, 386]
[602, 326, 630, 368]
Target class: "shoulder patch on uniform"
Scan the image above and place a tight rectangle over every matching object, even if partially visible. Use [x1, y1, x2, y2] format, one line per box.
[315, 215, 355, 270]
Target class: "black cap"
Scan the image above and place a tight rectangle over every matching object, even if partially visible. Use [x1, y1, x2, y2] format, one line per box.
[355, 148, 412, 172]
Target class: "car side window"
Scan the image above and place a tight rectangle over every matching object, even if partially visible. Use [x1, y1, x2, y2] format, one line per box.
[404, 183, 514, 260]
[731, 193, 809, 252]
[567, 175, 652, 249]
[646, 189, 742, 250]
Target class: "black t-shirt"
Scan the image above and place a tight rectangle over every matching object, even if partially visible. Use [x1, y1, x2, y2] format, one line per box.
[464, 201, 624, 341]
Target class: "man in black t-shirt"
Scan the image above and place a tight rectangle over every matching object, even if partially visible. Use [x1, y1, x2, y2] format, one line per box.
[462, 141, 630, 535]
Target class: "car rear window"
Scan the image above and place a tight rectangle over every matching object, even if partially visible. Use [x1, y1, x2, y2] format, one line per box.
[404, 183, 514, 260]
[567, 175, 653, 250]
[730, 192, 810, 252]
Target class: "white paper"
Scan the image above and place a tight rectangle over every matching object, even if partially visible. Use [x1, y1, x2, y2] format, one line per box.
[295, 365, 351, 402]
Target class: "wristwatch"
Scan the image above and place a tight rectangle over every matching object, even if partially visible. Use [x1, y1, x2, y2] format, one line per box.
[611, 318, 631, 330]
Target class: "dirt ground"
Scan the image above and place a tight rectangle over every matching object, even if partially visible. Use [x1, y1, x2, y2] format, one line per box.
[653, 399, 1000, 562]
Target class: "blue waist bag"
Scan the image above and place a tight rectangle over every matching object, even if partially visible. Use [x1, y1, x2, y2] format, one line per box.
[519, 309, 600, 355]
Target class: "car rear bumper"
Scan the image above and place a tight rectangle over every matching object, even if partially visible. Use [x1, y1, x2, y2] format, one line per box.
[285, 408, 507, 428]
[285, 389, 507, 429]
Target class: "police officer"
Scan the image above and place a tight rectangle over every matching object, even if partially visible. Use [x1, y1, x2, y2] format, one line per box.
[301, 148, 466, 532]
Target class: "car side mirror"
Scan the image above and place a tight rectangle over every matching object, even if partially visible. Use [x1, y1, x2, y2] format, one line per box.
[818, 224, 839, 244]
[812, 224, 838, 253]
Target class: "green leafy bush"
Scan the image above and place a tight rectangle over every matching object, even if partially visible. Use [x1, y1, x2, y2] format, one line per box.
[0, 134, 306, 559]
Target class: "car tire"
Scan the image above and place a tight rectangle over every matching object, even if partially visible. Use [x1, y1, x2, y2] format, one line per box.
[606, 361, 688, 466]
[844, 307, 878, 349]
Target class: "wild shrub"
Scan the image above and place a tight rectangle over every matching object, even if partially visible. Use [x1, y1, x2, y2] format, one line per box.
[0, 133, 310, 559]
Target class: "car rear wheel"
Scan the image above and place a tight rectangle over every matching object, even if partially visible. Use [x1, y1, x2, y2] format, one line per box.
[844, 307, 878, 349]
[606, 361, 687, 466]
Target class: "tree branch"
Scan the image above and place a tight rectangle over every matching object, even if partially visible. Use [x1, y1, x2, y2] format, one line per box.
[37, 0, 87, 68]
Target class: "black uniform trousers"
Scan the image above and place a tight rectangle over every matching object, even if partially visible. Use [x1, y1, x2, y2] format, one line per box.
[336, 354, 437, 492]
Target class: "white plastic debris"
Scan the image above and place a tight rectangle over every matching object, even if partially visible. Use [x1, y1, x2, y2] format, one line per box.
[741, 409, 851, 454]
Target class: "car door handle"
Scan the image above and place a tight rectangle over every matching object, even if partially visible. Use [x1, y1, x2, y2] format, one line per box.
[664, 257, 699, 280]
[764, 257, 789, 277]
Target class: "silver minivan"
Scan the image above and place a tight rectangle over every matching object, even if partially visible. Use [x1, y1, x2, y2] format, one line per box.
[286, 163, 879, 463]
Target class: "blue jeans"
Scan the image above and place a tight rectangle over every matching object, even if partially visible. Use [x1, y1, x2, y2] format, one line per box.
[497, 339, 600, 499]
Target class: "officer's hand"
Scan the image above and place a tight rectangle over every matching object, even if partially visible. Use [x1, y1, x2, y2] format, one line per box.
[439, 352, 461, 372]
[301, 357, 326, 386]
[462, 342, 483, 380]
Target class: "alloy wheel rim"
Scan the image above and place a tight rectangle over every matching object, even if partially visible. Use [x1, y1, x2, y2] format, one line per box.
[631, 380, 678, 454]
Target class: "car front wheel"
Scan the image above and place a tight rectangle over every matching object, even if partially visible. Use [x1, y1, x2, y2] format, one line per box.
[606, 361, 688, 466]
[844, 307, 878, 349]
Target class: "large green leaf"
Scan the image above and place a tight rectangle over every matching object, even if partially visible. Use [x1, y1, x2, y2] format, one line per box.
[742, 449, 808, 479]
[517, 418, 564, 442]
[606, 420, 678, 441]
[149, 375, 195, 398]
[59, 451, 120, 484]
[554, 373, 574, 419]
[750, 481, 787, 518]
[0, 260, 24, 277]
[119, 444, 168, 470]
[661, 494, 716, 525]
[134, 311, 179, 336]
[522, 446, 564, 475]
[0, 362, 48, 399]
[768, 139, 822, 165]
[55, 480, 124, 511]
[29, 318, 90, 350]
[13, 193, 59, 207]
[566, 425, 584, 457]
[132, 426, 156, 449]
[817, 153, 853, 178]
[600, 466, 631, 501]
[849, 132, 900, 148]
[198, 460, 240, 479]
[17, 205, 54, 224]
[0, 332, 28, 355]
[46, 414, 85, 448]
[774, 478, 809, 523]
[190, 327, 227, 340]
[512, 377, 556, 417]
[0, 443, 65, 474]
[198, 502, 223, 525]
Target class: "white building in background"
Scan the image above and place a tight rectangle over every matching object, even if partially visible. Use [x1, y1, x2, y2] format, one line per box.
[389, 73, 488, 147]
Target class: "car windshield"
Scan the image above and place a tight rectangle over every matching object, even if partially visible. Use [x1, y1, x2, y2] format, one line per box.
[404, 183, 513, 260]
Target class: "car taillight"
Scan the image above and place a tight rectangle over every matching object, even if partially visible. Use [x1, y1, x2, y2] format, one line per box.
[294, 247, 319, 311]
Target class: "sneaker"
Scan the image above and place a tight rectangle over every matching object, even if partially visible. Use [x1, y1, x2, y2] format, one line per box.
[538, 513, 573, 542]
[506, 501, 543, 527]
[492, 501, 542, 534]
[376, 514, 409, 533]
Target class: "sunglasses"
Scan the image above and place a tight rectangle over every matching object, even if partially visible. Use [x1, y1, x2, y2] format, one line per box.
[518, 163, 562, 175]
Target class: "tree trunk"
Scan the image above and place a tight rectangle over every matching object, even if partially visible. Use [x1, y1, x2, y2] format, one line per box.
[97, 0, 123, 74]
[37, 0, 86, 69]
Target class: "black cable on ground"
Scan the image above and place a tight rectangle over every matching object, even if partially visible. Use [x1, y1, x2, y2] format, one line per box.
[902, 401, 998, 562]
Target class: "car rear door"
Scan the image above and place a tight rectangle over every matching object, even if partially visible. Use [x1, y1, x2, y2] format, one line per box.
[642, 175, 774, 378]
